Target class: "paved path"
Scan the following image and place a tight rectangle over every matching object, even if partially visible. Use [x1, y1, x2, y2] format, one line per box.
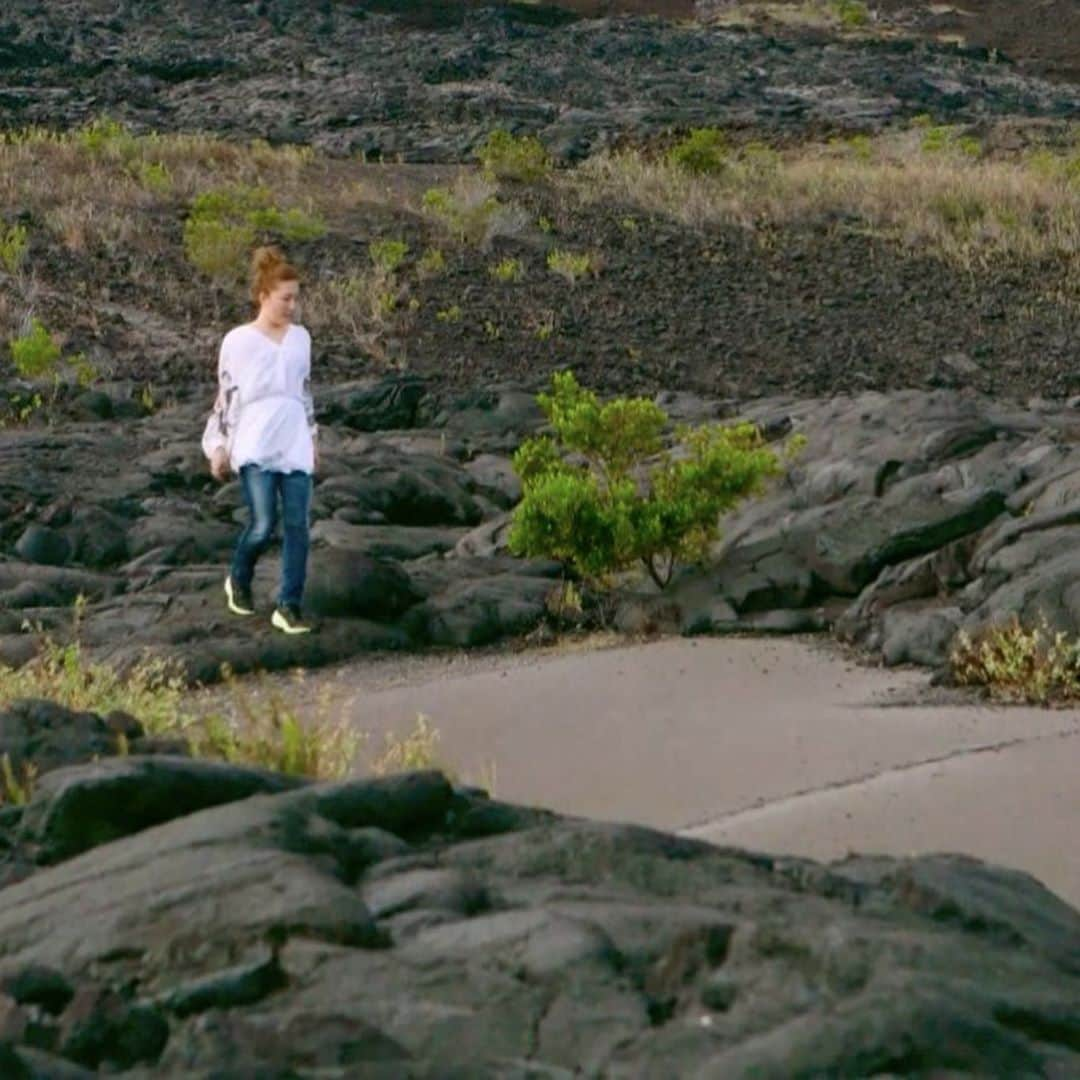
[233, 636, 1080, 907]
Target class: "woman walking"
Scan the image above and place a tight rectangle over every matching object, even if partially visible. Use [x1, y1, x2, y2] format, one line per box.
[202, 246, 318, 634]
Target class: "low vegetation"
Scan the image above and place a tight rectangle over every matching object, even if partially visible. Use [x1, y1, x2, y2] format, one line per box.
[950, 617, 1080, 705]
[509, 371, 792, 588]
[576, 121, 1080, 274]
[184, 183, 326, 282]
[546, 248, 599, 284]
[706, 0, 872, 33]
[420, 176, 529, 247]
[0, 610, 442, 803]
[0, 222, 28, 275]
[476, 128, 553, 183]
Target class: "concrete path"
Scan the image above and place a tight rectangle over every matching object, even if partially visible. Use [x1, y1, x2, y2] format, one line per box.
[236, 636, 1080, 907]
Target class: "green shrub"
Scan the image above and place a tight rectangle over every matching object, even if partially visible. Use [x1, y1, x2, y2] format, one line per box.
[667, 127, 729, 176]
[920, 125, 980, 158]
[417, 247, 446, 278]
[489, 256, 524, 283]
[9, 318, 61, 379]
[184, 184, 325, 280]
[476, 128, 552, 183]
[831, 0, 869, 28]
[0, 222, 28, 275]
[132, 160, 173, 194]
[369, 238, 409, 273]
[951, 617, 1080, 704]
[422, 184, 504, 246]
[77, 116, 139, 160]
[546, 249, 597, 284]
[183, 217, 256, 282]
[1, 391, 44, 427]
[508, 372, 784, 588]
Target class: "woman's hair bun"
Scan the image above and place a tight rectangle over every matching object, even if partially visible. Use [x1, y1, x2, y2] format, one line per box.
[252, 245, 285, 275]
[250, 245, 299, 307]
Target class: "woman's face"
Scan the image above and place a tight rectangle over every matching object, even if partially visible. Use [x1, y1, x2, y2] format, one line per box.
[260, 280, 299, 326]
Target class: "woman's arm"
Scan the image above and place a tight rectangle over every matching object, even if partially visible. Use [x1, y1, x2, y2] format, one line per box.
[201, 336, 239, 476]
[300, 331, 318, 471]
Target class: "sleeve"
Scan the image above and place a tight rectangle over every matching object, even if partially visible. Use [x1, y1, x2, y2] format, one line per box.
[201, 335, 240, 461]
[301, 332, 318, 444]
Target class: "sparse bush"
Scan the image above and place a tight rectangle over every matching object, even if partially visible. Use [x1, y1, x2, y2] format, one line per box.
[77, 116, 139, 161]
[921, 125, 980, 158]
[70, 354, 99, 388]
[830, 0, 869, 29]
[184, 217, 256, 283]
[509, 371, 785, 588]
[667, 127, 729, 176]
[369, 238, 409, 273]
[436, 304, 462, 323]
[0, 222, 28, 275]
[546, 249, 597, 284]
[476, 128, 552, 183]
[421, 177, 526, 248]
[530, 309, 556, 340]
[132, 160, 173, 194]
[1, 391, 44, 427]
[417, 247, 446, 278]
[489, 256, 524, 283]
[1, 754, 36, 806]
[951, 617, 1080, 704]
[366, 713, 442, 777]
[9, 318, 61, 379]
[195, 666, 362, 780]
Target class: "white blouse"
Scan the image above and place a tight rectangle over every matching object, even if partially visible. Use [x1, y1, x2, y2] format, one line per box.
[201, 323, 318, 475]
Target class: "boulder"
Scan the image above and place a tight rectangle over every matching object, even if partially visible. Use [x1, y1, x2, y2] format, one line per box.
[304, 549, 421, 620]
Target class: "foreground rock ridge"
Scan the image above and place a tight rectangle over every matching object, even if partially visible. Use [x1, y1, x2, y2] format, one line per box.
[0, 744, 1077, 1076]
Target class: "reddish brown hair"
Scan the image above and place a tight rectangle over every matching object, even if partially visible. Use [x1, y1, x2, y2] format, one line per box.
[250, 245, 299, 308]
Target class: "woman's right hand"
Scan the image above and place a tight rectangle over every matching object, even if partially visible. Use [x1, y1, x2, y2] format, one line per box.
[210, 448, 230, 482]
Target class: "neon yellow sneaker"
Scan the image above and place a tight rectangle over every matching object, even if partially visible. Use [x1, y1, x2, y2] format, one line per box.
[271, 605, 312, 634]
[225, 576, 255, 616]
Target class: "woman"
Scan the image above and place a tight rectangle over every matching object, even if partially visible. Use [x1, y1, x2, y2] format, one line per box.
[202, 246, 318, 635]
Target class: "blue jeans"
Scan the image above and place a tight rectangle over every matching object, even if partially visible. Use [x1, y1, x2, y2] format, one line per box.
[229, 465, 312, 609]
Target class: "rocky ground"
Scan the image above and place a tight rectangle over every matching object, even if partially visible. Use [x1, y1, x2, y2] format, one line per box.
[0, 725, 1078, 1076]
[3, 0, 1079, 157]
[5, 375, 1080, 684]
[2, 222, 1080, 677]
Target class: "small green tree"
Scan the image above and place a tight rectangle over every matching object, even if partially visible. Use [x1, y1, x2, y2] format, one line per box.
[509, 372, 785, 588]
